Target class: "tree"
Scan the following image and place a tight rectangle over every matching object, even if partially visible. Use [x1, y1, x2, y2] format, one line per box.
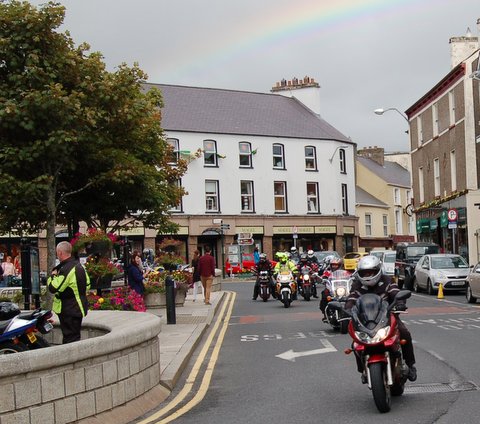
[0, 1, 185, 272]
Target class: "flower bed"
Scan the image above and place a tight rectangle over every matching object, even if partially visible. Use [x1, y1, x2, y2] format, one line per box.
[88, 286, 146, 312]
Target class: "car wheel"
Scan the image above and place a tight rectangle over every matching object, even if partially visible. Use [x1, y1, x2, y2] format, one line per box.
[413, 277, 421, 293]
[427, 279, 435, 296]
[466, 284, 477, 304]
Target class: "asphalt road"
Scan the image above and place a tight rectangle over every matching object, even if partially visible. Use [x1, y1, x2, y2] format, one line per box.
[158, 282, 480, 424]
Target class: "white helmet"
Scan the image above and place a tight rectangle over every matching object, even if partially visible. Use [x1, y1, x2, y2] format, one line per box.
[290, 246, 297, 252]
[307, 249, 314, 258]
[357, 255, 382, 287]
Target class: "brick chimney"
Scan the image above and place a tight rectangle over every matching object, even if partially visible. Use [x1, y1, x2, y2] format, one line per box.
[358, 146, 385, 166]
[271, 76, 321, 114]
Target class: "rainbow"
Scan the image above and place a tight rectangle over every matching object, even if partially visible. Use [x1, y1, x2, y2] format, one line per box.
[156, 0, 445, 83]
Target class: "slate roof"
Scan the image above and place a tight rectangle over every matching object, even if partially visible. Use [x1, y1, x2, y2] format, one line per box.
[357, 156, 411, 187]
[356, 186, 388, 207]
[144, 83, 351, 142]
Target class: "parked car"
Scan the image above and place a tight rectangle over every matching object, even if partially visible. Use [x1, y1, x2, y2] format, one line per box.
[395, 242, 440, 290]
[466, 262, 480, 303]
[368, 250, 396, 278]
[313, 250, 341, 264]
[225, 253, 277, 274]
[413, 254, 469, 295]
[343, 252, 369, 271]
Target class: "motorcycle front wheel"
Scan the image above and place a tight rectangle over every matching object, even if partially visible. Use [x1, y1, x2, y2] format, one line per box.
[303, 285, 311, 301]
[282, 292, 290, 308]
[369, 362, 391, 413]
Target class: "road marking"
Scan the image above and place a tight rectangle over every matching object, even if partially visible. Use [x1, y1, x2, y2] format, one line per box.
[275, 339, 337, 362]
[137, 291, 236, 424]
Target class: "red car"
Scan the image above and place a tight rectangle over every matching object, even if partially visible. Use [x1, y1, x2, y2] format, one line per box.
[225, 253, 277, 274]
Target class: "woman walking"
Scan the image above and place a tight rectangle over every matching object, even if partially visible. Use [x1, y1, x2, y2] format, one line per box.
[190, 250, 203, 302]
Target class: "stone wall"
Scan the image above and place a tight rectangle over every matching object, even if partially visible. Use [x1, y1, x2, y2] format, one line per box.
[0, 311, 162, 424]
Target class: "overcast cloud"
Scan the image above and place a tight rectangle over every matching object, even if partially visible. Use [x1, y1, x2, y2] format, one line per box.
[27, 0, 480, 153]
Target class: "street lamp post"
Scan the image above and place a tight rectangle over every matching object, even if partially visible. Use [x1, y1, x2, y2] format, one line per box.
[374, 107, 409, 122]
[329, 145, 349, 163]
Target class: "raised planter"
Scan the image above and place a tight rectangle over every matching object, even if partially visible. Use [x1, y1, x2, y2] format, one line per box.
[144, 290, 186, 308]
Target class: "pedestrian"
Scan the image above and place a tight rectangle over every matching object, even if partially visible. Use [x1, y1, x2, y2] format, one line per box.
[190, 249, 203, 302]
[1, 256, 16, 287]
[197, 246, 216, 305]
[47, 241, 90, 344]
[253, 247, 260, 265]
[127, 251, 145, 295]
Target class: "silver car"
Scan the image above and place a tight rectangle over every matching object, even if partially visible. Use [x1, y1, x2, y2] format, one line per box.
[413, 254, 469, 295]
[466, 262, 480, 303]
[381, 251, 396, 278]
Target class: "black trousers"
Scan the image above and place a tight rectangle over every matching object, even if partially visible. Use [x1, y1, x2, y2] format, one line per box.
[58, 313, 83, 344]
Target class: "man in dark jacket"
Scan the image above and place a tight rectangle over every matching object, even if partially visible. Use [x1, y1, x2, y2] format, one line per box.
[197, 246, 216, 305]
[345, 255, 417, 382]
[47, 241, 90, 344]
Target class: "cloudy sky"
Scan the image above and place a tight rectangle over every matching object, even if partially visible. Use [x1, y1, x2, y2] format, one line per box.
[29, 0, 479, 152]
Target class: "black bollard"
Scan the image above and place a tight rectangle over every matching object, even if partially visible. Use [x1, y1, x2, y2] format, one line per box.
[165, 274, 176, 324]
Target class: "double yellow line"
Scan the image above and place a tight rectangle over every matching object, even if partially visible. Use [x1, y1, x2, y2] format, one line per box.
[138, 291, 236, 423]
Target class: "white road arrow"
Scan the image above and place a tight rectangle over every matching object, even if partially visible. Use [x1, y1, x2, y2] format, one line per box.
[275, 339, 337, 362]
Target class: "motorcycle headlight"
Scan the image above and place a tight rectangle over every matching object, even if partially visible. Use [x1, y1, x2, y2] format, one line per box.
[355, 326, 390, 344]
[335, 287, 346, 297]
[304, 275, 310, 281]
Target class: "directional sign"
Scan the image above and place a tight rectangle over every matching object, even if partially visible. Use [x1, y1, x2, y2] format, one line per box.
[275, 339, 337, 362]
[447, 208, 458, 222]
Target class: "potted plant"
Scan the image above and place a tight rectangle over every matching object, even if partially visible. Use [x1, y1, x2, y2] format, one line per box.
[87, 287, 146, 312]
[85, 256, 121, 293]
[71, 228, 118, 257]
[143, 270, 188, 308]
[156, 252, 185, 272]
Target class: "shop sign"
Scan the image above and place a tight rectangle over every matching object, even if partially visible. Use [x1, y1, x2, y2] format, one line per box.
[235, 226, 264, 234]
[119, 227, 145, 236]
[273, 226, 314, 234]
[416, 218, 430, 233]
[314, 226, 336, 234]
[343, 226, 355, 234]
[156, 226, 189, 235]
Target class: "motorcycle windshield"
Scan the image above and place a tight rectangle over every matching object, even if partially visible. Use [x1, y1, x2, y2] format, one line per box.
[331, 270, 351, 280]
[351, 294, 389, 336]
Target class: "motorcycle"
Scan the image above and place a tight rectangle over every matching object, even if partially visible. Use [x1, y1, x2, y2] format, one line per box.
[275, 271, 297, 308]
[0, 302, 53, 354]
[298, 265, 314, 301]
[328, 290, 412, 413]
[324, 270, 352, 334]
[254, 270, 272, 302]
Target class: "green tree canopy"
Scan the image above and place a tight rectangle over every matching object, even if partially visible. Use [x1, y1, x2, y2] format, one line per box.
[0, 1, 185, 269]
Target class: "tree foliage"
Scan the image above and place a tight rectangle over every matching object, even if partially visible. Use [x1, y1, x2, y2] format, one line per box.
[0, 1, 186, 269]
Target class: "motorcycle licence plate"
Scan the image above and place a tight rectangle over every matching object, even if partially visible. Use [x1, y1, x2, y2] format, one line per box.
[42, 322, 54, 332]
[27, 332, 37, 343]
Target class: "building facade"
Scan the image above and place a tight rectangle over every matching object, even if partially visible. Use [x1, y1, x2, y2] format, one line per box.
[356, 147, 415, 250]
[407, 28, 480, 263]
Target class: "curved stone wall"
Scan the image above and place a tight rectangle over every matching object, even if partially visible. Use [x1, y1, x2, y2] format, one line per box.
[0, 311, 162, 423]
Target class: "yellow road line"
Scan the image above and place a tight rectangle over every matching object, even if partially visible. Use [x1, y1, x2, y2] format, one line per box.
[137, 291, 235, 424]
[158, 291, 236, 423]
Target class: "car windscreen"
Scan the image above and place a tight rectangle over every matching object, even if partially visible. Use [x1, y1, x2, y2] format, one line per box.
[344, 253, 361, 259]
[431, 256, 468, 269]
[370, 251, 384, 260]
[383, 253, 396, 263]
[407, 246, 439, 257]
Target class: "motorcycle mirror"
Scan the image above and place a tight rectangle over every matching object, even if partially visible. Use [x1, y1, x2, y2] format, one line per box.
[395, 290, 412, 301]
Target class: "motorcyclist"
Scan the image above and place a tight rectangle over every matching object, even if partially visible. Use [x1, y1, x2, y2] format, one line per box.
[252, 253, 275, 300]
[345, 255, 417, 382]
[306, 249, 318, 266]
[319, 257, 346, 320]
[297, 253, 319, 298]
[289, 246, 300, 264]
[273, 253, 298, 299]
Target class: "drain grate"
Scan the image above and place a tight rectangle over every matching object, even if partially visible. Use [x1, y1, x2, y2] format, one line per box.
[405, 381, 479, 394]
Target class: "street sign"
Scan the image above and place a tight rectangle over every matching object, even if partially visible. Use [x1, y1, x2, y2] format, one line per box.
[448, 222, 457, 229]
[292, 226, 298, 234]
[447, 208, 458, 222]
[220, 223, 230, 230]
[238, 238, 254, 245]
[212, 218, 223, 224]
[238, 232, 253, 240]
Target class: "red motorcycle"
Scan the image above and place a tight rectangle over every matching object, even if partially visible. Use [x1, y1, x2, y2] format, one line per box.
[329, 290, 411, 413]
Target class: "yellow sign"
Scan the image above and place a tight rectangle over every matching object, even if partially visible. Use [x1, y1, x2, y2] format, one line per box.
[314, 226, 336, 234]
[273, 226, 314, 234]
[119, 227, 145, 236]
[157, 226, 189, 235]
[343, 226, 355, 234]
[235, 226, 264, 234]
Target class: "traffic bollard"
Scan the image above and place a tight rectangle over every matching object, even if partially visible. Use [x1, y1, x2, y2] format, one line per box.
[165, 274, 176, 324]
